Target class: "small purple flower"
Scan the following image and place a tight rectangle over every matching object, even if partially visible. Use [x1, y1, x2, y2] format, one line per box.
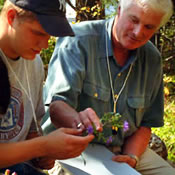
[87, 125, 94, 134]
[106, 136, 113, 145]
[123, 121, 129, 132]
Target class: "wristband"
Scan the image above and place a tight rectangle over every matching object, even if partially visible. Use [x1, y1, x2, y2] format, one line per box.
[127, 154, 139, 167]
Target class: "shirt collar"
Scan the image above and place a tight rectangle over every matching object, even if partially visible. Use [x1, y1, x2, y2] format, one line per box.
[120, 50, 137, 72]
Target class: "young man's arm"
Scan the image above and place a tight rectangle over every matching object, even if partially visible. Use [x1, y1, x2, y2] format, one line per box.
[0, 128, 94, 168]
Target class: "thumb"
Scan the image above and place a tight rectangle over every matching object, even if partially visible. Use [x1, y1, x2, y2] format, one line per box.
[61, 127, 95, 143]
[59, 127, 83, 135]
[82, 134, 95, 142]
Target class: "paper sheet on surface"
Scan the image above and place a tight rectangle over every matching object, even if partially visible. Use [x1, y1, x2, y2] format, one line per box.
[59, 144, 141, 175]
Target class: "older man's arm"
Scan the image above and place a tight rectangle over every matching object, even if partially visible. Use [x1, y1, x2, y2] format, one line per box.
[112, 127, 151, 168]
[49, 100, 102, 131]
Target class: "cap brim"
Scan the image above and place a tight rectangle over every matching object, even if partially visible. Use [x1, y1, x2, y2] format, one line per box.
[36, 14, 74, 37]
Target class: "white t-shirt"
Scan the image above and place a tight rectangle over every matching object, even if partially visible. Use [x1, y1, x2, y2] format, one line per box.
[0, 49, 45, 142]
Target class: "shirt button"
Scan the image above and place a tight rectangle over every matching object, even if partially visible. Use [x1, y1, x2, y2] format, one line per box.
[118, 73, 121, 77]
[94, 93, 98, 98]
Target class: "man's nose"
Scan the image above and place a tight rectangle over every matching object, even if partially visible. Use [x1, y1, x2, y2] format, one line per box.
[39, 35, 50, 49]
[133, 24, 144, 38]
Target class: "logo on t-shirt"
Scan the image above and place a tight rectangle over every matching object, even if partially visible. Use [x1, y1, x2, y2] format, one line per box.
[0, 87, 24, 140]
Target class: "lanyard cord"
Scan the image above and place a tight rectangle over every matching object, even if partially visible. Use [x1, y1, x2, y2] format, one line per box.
[105, 26, 133, 113]
[2, 52, 42, 135]
[24, 62, 42, 135]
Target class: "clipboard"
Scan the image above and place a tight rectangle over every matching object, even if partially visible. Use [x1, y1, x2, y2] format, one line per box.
[60, 144, 141, 175]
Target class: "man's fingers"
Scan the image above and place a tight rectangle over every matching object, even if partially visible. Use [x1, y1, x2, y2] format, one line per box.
[112, 155, 129, 162]
[69, 132, 95, 145]
[79, 109, 92, 128]
[59, 127, 82, 135]
[79, 108, 102, 131]
[59, 127, 95, 143]
[87, 108, 102, 131]
[32, 157, 55, 170]
[112, 155, 137, 168]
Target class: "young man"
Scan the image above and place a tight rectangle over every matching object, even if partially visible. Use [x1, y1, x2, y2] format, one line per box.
[43, 0, 175, 174]
[0, 0, 94, 174]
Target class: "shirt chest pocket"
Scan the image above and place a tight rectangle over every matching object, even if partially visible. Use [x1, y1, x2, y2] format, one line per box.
[81, 82, 111, 116]
[83, 82, 110, 102]
[127, 97, 150, 127]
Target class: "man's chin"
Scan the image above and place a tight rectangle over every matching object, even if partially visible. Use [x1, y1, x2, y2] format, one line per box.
[22, 54, 37, 60]
[123, 42, 142, 50]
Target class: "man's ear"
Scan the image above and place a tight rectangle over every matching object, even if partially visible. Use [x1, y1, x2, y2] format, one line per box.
[7, 8, 17, 26]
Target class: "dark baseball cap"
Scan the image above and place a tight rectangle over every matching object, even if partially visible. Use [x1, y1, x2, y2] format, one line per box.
[9, 0, 74, 37]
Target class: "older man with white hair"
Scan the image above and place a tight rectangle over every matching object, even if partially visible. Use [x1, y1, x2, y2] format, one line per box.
[43, 0, 175, 174]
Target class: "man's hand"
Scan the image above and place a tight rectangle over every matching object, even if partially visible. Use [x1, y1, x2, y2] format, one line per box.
[31, 157, 55, 170]
[42, 127, 94, 159]
[50, 101, 102, 133]
[27, 132, 56, 170]
[112, 154, 137, 168]
[112, 127, 151, 168]
[72, 108, 102, 132]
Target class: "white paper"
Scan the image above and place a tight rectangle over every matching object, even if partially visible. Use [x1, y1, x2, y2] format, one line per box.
[60, 144, 141, 175]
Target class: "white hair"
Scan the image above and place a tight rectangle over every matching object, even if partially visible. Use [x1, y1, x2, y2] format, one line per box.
[119, 0, 173, 27]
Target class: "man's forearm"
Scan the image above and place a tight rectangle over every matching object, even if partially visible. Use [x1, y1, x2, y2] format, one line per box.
[0, 137, 46, 168]
[122, 126, 151, 157]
